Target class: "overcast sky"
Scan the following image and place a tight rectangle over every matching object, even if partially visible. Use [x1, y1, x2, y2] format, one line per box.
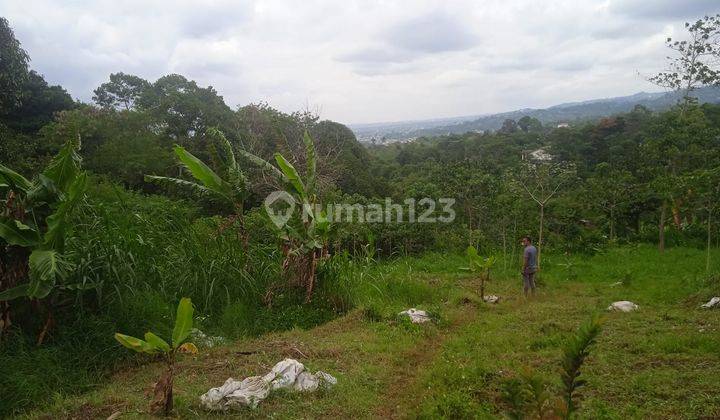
[2, 0, 718, 124]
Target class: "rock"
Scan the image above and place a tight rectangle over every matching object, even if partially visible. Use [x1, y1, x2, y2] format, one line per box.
[607, 301, 639, 312]
[483, 295, 499, 304]
[200, 359, 337, 411]
[701, 297, 720, 309]
[398, 308, 432, 323]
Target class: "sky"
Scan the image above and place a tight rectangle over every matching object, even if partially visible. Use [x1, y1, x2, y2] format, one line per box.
[2, 0, 719, 124]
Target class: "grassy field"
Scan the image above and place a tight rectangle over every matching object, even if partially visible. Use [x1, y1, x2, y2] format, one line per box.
[24, 245, 720, 419]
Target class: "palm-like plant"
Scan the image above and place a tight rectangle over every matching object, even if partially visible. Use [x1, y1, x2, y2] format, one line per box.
[558, 316, 602, 418]
[147, 128, 331, 301]
[0, 137, 88, 342]
[462, 245, 496, 300]
[145, 128, 250, 240]
[147, 128, 248, 207]
[276, 134, 331, 302]
[242, 130, 331, 302]
[115, 297, 195, 415]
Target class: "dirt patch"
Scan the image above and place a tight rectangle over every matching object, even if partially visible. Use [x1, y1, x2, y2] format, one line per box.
[371, 308, 478, 419]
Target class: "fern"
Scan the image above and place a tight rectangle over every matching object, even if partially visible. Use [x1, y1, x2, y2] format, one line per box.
[559, 316, 602, 418]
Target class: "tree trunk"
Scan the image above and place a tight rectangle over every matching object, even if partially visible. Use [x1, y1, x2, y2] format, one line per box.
[538, 204, 545, 270]
[707, 207, 712, 273]
[304, 249, 319, 303]
[150, 365, 174, 415]
[609, 206, 615, 241]
[502, 226, 507, 274]
[659, 201, 667, 253]
[671, 198, 682, 229]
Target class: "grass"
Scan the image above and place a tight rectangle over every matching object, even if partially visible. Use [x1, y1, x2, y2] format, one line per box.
[15, 245, 720, 418]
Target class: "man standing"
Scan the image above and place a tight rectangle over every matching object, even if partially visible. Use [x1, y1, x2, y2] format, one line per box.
[521, 236, 538, 297]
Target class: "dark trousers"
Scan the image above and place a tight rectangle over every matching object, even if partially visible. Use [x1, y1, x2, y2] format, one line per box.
[523, 268, 536, 294]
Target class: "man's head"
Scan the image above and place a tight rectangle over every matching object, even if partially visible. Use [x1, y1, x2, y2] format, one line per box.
[521, 236, 532, 246]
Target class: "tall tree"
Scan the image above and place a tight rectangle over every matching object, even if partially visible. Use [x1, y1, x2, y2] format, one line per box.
[650, 14, 720, 106]
[92, 72, 150, 110]
[0, 17, 29, 110]
[518, 116, 542, 133]
[516, 160, 576, 268]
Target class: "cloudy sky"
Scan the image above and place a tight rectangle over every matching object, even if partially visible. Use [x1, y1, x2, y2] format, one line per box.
[2, 0, 718, 124]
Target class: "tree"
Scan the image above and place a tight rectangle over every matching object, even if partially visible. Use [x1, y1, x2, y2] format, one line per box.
[462, 245, 496, 300]
[642, 106, 720, 252]
[0, 17, 29, 110]
[145, 128, 250, 241]
[499, 118, 518, 134]
[1, 70, 75, 133]
[92, 72, 150, 110]
[516, 160, 575, 268]
[137, 74, 234, 140]
[259, 132, 331, 302]
[518, 116, 542, 133]
[650, 14, 720, 105]
[587, 164, 636, 241]
[0, 137, 88, 343]
[685, 168, 720, 272]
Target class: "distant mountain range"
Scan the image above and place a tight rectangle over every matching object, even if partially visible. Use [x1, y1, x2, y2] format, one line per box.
[349, 86, 720, 143]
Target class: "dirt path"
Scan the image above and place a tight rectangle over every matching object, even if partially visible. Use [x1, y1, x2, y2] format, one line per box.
[371, 303, 481, 418]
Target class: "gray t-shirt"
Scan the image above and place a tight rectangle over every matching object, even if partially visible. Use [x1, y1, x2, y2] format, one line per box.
[524, 245, 538, 270]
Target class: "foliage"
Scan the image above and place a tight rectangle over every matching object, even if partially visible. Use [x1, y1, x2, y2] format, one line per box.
[0, 17, 29, 110]
[114, 297, 195, 415]
[650, 14, 720, 103]
[146, 128, 249, 213]
[0, 138, 87, 304]
[461, 245, 496, 298]
[558, 316, 602, 418]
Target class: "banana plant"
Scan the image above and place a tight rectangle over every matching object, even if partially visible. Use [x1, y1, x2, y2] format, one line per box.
[115, 297, 195, 415]
[0, 137, 88, 341]
[145, 128, 250, 242]
[239, 130, 331, 302]
[461, 245, 496, 300]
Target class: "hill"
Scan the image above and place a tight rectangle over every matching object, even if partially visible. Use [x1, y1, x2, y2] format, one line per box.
[351, 86, 720, 142]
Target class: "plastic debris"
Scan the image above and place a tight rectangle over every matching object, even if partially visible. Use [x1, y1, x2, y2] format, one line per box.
[398, 308, 432, 323]
[200, 359, 337, 411]
[701, 297, 720, 309]
[262, 358, 305, 390]
[483, 295, 499, 304]
[607, 301, 639, 312]
[190, 328, 226, 348]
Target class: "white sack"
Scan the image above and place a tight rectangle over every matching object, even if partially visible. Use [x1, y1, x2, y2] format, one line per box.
[292, 370, 337, 392]
[398, 308, 432, 323]
[483, 295, 499, 304]
[263, 358, 305, 390]
[200, 376, 270, 411]
[200, 358, 337, 411]
[701, 297, 720, 309]
[607, 301, 639, 312]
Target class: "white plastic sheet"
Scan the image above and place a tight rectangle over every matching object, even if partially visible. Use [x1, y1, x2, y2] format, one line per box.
[607, 301, 639, 312]
[398, 308, 432, 323]
[483, 295, 499, 304]
[200, 359, 337, 411]
[262, 358, 306, 390]
[701, 297, 720, 309]
[190, 328, 226, 348]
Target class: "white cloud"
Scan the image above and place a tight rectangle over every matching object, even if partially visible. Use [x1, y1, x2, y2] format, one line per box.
[2, 0, 716, 124]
